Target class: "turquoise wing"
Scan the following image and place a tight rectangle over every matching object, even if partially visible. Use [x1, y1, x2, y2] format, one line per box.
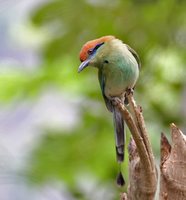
[126, 44, 141, 69]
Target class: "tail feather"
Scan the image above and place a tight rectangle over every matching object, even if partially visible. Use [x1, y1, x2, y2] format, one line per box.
[113, 106, 125, 163]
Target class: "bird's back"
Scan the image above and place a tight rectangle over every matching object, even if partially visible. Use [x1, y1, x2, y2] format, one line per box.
[99, 39, 139, 98]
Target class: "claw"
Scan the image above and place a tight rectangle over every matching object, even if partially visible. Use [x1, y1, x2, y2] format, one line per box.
[126, 88, 134, 96]
[111, 97, 121, 106]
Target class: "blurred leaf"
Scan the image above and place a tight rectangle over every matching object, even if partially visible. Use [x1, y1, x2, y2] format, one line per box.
[26, 110, 129, 190]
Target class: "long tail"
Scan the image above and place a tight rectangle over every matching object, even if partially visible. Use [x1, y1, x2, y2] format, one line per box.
[113, 105, 125, 163]
[113, 105, 125, 186]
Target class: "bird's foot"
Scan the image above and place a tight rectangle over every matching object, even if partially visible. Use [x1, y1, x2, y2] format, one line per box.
[111, 97, 122, 106]
[126, 88, 134, 96]
[124, 94, 129, 105]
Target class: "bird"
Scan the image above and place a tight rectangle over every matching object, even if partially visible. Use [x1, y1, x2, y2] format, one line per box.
[78, 35, 140, 186]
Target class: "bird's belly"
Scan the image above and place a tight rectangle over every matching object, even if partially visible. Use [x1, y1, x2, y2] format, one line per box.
[104, 69, 138, 98]
[104, 82, 127, 98]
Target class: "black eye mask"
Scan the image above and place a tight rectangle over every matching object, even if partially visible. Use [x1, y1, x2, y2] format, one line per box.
[88, 42, 104, 55]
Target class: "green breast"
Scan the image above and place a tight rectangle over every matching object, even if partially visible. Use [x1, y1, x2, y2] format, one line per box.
[94, 39, 139, 98]
[103, 51, 139, 97]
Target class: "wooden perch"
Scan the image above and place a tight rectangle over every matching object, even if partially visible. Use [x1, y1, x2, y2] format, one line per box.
[160, 124, 186, 200]
[114, 94, 186, 200]
[115, 94, 157, 200]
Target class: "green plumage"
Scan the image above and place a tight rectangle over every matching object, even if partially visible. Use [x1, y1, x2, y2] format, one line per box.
[95, 39, 139, 98]
[78, 37, 140, 186]
[94, 39, 139, 164]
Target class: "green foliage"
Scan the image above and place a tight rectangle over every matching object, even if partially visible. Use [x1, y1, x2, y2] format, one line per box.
[27, 110, 129, 196]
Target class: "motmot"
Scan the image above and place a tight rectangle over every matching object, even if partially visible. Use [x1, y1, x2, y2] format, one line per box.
[78, 36, 140, 185]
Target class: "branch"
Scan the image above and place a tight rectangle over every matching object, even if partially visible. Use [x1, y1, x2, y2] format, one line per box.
[115, 95, 157, 199]
[115, 99, 151, 177]
[127, 94, 155, 171]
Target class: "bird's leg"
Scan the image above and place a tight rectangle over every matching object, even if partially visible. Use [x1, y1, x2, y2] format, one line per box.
[125, 88, 134, 105]
[124, 93, 129, 105]
[110, 96, 122, 106]
[126, 87, 134, 96]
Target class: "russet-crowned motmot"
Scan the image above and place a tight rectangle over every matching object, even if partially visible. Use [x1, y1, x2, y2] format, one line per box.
[78, 36, 140, 185]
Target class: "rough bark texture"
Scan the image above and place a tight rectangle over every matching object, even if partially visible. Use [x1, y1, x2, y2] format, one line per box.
[115, 94, 157, 200]
[127, 138, 157, 200]
[160, 124, 186, 200]
[115, 95, 186, 200]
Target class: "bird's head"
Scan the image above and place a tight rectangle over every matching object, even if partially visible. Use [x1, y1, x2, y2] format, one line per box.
[78, 35, 115, 73]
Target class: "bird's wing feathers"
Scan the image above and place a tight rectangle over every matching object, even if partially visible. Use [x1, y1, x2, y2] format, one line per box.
[126, 44, 141, 69]
[98, 70, 113, 112]
[98, 69, 125, 163]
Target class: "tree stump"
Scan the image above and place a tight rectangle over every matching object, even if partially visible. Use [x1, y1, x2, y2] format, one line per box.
[160, 124, 186, 200]
[117, 94, 186, 199]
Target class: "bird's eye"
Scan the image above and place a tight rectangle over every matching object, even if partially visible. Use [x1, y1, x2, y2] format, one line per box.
[87, 49, 93, 55]
[104, 60, 109, 64]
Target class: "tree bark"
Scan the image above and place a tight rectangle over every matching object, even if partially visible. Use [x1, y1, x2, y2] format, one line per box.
[115, 94, 157, 200]
[160, 124, 186, 200]
[117, 95, 186, 200]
